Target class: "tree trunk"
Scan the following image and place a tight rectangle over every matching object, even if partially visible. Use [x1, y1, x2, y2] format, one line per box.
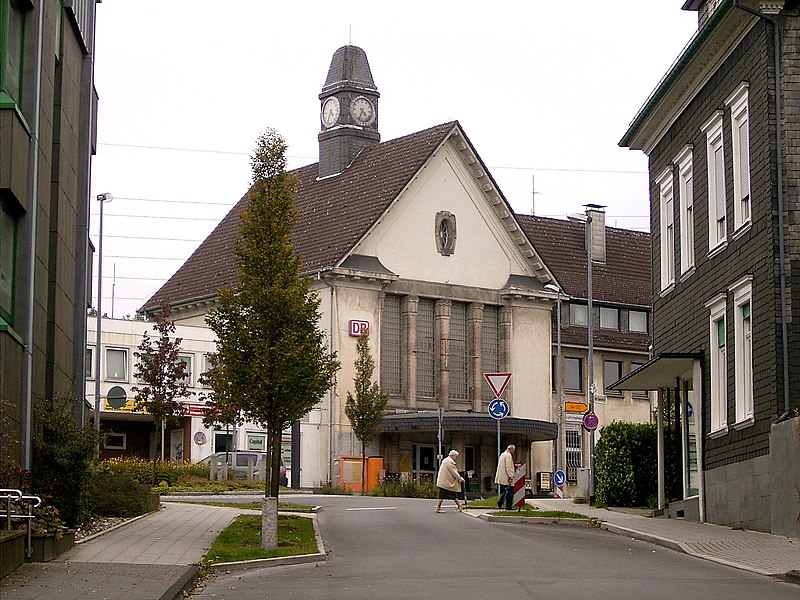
[261, 496, 278, 550]
[361, 443, 367, 495]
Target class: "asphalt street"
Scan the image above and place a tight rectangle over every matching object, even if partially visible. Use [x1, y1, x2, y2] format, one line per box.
[188, 495, 799, 600]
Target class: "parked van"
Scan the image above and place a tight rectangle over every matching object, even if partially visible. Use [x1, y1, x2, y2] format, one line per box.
[200, 451, 288, 486]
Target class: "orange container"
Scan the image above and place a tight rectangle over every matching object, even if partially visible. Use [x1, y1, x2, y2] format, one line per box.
[339, 456, 384, 492]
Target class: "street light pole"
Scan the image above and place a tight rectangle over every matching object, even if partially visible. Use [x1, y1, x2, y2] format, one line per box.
[93, 193, 113, 461]
[568, 211, 595, 503]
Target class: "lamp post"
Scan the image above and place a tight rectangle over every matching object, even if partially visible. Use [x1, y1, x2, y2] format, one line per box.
[567, 211, 594, 502]
[93, 193, 113, 460]
[544, 283, 563, 475]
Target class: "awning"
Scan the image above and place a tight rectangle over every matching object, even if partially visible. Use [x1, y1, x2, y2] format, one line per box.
[380, 411, 557, 441]
[608, 353, 702, 391]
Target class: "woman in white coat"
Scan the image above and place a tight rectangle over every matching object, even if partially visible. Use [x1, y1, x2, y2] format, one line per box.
[435, 450, 465, 513]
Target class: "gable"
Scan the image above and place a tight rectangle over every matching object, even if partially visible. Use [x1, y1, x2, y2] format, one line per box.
[353, 139, 534, 289]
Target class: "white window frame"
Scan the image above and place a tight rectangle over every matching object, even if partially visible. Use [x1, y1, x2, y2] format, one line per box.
[725, 83, 751, 232]
[705, 294, 727, 435]
[85, 346, 95, 379]
[105, 347, 129, 381]
[178, 353, 194, 386]
[104, 433, 127, 450]
[656, 167, 675, 291]
[730, 277, 753, 426]
[702, 110, 727, 252]
[675, 145, 695, 274]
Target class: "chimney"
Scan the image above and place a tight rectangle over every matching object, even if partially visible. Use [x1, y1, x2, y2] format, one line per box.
[585, 204, 606, 263]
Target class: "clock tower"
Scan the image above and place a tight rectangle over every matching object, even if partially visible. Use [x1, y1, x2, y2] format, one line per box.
[318, 45, 380, 178]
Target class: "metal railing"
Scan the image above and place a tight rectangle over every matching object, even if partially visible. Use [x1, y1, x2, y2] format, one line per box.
[1, 488, 43, 558]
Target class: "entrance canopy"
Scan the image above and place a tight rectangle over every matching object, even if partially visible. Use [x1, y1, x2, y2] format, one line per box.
[380, 411, 557, 441]
[608, 353, 701, 391]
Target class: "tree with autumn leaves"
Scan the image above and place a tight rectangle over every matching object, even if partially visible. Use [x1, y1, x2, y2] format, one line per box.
[132, 302, 193, 470]
[206, 128, 339, 548]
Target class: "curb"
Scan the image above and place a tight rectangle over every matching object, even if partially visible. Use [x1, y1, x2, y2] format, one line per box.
[481, 515, 592, 526]
[160, 565, 200, 600]
[207, 511, 327, 573]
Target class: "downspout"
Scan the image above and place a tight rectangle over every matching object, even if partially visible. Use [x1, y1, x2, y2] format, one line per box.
[733, 1, 790, 421]
[21, 0, 46, 470]
[317, 270, 336, 484]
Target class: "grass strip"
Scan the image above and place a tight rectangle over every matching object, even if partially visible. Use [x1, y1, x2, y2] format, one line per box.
[202, 514, 317, 566]
[490, 509, 588, 518]
[186, 501, 314, 512]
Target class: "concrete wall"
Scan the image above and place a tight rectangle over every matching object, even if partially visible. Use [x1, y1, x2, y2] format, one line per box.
[770, 417, 800, 538]
[704, 453, 771, 532]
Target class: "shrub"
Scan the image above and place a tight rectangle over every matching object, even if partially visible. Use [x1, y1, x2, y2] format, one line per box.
[315, 481, 353, 495]
[595, 421, 657, 507]
[31, 396, 98, 528]
[98, 457, 209, 486]
[86, 471, 160, 518]
[367, 476, 437, 498]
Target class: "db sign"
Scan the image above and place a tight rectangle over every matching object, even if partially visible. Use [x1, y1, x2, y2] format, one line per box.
[349, 320, 370, 337]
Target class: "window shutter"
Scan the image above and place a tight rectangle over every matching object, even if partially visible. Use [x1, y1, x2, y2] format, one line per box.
[738, 120, 750, 200]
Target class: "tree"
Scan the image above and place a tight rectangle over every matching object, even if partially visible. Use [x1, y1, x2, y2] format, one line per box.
[132, 302, 193, 470]
[206, 128, 339, 548]
[344, 332, 388, 494]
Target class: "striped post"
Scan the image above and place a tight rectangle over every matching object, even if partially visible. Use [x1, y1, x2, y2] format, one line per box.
[512, 463, 526, 508]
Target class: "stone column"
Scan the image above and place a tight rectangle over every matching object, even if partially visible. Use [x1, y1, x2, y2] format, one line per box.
[435, 300, 452, 409]
[467, 302, 484, 413]
[402, 296, 418, 409]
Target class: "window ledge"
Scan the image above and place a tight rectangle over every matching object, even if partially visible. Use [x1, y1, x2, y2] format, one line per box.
[732, 221, 752, 241]
[708, 426, 728, 439]
[733, 416, 754, 430]
[0, 319, 24, 345]
[678, 266, 696, 283]
[659, 283, 675, 298]
[707, 241, 728, 260]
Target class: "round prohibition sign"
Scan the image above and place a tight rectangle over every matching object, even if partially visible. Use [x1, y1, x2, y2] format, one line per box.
[582, 411, 599, 431]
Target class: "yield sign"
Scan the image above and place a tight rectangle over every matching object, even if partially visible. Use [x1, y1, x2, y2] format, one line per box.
[483, 372, 512, 398]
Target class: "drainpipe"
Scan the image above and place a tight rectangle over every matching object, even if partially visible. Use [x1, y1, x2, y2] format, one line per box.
[21, 0, 46, 470]
[733, 1, 790, 421]
[317, 270, 336, 483]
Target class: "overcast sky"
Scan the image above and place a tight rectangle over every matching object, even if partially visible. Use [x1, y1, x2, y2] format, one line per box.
[89, 1, 698, 319]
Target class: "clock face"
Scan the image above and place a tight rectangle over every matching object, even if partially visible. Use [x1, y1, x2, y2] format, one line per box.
[321, 97, 340, 128]
[350, 96, 374, 125]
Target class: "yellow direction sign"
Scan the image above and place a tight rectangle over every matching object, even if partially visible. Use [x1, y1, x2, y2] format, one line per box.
[565, 401, 589, 413]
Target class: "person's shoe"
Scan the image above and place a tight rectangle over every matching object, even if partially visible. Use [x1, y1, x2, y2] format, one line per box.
[435, 509, 444, 513]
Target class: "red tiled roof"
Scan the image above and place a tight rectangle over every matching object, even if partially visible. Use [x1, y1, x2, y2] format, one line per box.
[142, 122, 458, 312]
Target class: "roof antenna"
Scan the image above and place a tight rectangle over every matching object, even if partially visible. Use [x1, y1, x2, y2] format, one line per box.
[349, 25, 352, 45]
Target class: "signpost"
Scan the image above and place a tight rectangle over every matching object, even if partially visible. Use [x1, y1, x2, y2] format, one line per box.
[553, 469, 566, 499]
[484, 372, 512, 472]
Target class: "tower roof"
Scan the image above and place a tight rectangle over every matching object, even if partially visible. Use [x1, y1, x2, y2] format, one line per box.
[322, 45, 377, 93]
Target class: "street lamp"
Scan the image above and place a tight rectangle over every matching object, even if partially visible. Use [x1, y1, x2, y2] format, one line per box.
[567, 211, 594, 503]
[544, 283, 564, 477]
[94, 193, 113, 459]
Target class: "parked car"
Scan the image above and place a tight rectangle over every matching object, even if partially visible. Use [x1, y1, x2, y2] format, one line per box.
[200, 451, 288, 486]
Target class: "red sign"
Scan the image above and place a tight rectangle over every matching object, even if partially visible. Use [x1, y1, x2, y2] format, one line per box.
[184, 402, 208, 417]
[349, 320, 370, 337]
[582, 412, 599, 431]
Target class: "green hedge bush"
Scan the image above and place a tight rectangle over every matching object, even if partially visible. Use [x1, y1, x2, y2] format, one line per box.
[595, 421, 657, 507]
[98, 457, 209, 486]
[87, 471, 160, 518]
[367, 476, 438, 498]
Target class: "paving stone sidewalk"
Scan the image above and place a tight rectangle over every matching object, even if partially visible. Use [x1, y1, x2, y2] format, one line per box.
[0, 502, 241, 600]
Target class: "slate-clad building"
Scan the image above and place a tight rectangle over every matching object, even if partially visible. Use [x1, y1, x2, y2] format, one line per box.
[1, 1, 98, 469]
[619, 0, 800, 536]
